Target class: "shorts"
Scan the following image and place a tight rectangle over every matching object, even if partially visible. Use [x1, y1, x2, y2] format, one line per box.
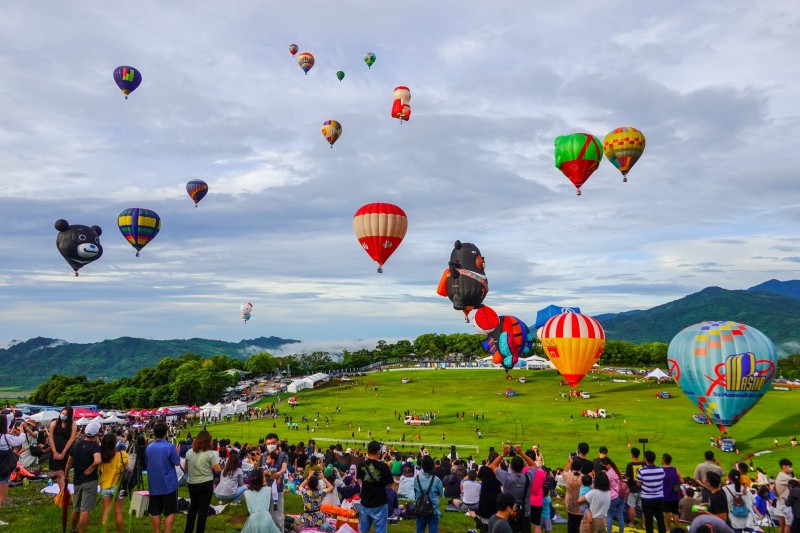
[541, 515, 552, 532]
[456, 501, 479, 512]
[775, 502, 794, 524]
[626, 492, 642, 509]
[0, 474, 9, 484]
[530, 505, 543, 526]
[99, 487, 125, 501]
[148, 491, 178, 517]
[663, 500, 679, 514]
[73, 481, 98, 513]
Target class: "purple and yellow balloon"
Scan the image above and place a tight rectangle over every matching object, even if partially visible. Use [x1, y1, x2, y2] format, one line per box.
[113, 66, 142, 100]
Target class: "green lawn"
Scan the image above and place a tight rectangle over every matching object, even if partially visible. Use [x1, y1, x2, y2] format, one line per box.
[5, 369, 799, 532]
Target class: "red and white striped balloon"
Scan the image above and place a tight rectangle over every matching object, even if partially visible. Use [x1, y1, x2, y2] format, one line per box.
[540, 311, 605, 387]
[353, 203, 407, 273]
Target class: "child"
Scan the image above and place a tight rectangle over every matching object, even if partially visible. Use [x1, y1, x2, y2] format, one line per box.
[579, 473, 593, 533]
[542, 488, 553, 533]
[264, 451, 281, 511]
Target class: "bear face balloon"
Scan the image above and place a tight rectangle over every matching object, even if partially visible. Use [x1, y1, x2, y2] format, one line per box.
[436, 240, 488, 319]
[55, 219, 103, 276]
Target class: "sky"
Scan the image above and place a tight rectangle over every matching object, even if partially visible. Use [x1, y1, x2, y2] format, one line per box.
[1, 1, 799, 347]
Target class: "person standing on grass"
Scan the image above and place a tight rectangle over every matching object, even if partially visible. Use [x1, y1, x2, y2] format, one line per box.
[661, 454, 684, 531]
[637, 450, 666, 533]
[414, 455, 445, 533]
[357, 440, 394, 533]
[67, 420, 102, 533]
[146, 422, 181, 533]
[262, 433, 289, 530]
[579, 470, 611, 533]
[48, 406, 78, 501]
[98, 432, 129, 533]
[625, 448, 644, 529]
[774, 458, 794, 533]
[185, 431, 224, 533]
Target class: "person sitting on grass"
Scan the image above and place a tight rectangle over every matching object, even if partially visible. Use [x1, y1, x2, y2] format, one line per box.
[214, 450, 247, 504]
[397, 465, 416, 500]
[240, 469, 281, 533]
[298, 472, 336, 532]
[452, 469, 481, 512]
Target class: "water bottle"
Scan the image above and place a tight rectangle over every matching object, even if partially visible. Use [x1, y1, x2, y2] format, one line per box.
[47, 479, 53, 487]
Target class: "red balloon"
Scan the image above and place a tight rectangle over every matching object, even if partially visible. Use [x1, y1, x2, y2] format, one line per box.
[353, 203, 408, 273]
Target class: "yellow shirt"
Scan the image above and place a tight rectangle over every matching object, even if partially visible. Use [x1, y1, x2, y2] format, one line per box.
[98, 451, 129, 490]
[740, 473, 752, 488]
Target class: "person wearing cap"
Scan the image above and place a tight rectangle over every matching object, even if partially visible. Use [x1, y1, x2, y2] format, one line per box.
[322, 465, 343, 507]
[357, 440, 394, 533]
[67, 420, 102, 533]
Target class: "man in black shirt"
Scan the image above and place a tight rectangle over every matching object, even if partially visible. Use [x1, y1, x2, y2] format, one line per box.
[626, 447, 644, 529]
[357, 440, 394, 533]
[700, 471, 728, 525]
[67, 421, 102, 533]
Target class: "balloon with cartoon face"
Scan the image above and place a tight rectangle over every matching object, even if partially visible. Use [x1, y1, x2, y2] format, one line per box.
[55, 219, 103, 276]
[436, 240, 488, 319]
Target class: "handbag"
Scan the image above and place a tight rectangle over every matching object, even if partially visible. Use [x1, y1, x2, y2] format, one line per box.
[118, 451, 136, 496]
[0, 436, 19, 478]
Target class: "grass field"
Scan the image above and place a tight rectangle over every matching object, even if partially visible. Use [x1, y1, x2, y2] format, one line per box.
[5, 368, 799, 532]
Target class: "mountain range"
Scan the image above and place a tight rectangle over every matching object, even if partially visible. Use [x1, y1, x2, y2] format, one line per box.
[0, 336, 299, 390]
[2, 279, 799, 390]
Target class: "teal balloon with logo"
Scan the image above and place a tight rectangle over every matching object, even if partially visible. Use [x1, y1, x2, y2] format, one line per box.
[667, 321, 777, 431]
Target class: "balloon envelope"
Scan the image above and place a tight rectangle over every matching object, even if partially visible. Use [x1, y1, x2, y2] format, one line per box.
[364, 52, 376, 68]
[540, 312, 605, 387]
[336, 71, 345, 81]
[353, 203, 407, 272]
[113, 66, 142, 99]
[297, 52, 315, 74]
[322, 120, 342, 147]
[534, 305, 581, 330]
[186, 179, 208, 206]
[482, 316, 533, 371]
[289, 44, 299, 56]
[554, 133, 603, 195]
[392, 86, 411, 122]
[241, 302, 253, 322]
[603, 127, 646, 182]
[667, 321, 777, 429]
[118, 208, 161, 256]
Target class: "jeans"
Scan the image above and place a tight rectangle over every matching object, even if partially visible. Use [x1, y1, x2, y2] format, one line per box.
[607, 496, 625, 533]
[641, 498, 666, 533]
[359, 504, 388, 533]
[415, 515, 440, 533]
[216, 485, 248, 504]
[185, 480, 214, 533]
[269, 490, 284, 532]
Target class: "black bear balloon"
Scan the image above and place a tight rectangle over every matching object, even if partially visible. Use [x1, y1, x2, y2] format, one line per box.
[55, 219, 103, 276]
[436, 240, 488, 320]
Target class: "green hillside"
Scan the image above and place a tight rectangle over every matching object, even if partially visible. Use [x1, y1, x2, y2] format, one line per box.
[0, 336, 298, 389]
[602, 286, 800, 350]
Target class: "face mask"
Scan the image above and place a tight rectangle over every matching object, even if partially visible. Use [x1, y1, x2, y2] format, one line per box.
[267, 444, 277, 452]
[60, 414, 68, 421]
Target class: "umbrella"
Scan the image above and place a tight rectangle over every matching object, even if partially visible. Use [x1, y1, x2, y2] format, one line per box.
[31, 410, 61, 423]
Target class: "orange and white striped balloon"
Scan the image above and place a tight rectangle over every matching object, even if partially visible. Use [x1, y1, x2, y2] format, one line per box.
[540, 311, 605, 387]
[353, 203, 407, 273]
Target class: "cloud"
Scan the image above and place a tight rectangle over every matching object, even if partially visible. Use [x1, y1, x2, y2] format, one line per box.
[0, 1, 798, 346]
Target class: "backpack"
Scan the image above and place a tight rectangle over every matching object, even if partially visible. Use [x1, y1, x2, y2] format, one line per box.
[725, 487, 749, 518]
[414, 476, 435, 518]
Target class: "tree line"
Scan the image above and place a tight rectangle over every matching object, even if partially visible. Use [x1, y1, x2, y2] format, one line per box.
[27, 333, 800, 408]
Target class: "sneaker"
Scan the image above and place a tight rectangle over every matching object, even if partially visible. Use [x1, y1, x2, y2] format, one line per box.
[0, 520, 8, 526]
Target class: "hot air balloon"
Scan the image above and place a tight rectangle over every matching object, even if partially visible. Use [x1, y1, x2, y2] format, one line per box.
[554, 133, 603, 195]
[186, 179, 208, 207]
[241, 302, 253, 323]
[603, 127, 646, 182]
[321, 120, 342, 148]
[297, 52, 315, 75]
[364, 52, 376, 69]
[534, 305, 581, 331]
[353, 203, 408, 273]
[470, 306, 500, 335]
[391, 86, 411, 123]
[667, 321, 777, 431]
[481, 314, 534, 372]
[540, 311, 605, 387]
[336, 71, 345, 82]
[289, 44, 299, 56]
[55, 219, 103, 276]
[118, 208, 161, 257]
[436, 241, 488, 320]
[113, 66, 142, 99]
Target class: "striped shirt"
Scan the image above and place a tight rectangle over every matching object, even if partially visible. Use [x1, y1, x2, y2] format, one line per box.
[638, 465, 665, 500]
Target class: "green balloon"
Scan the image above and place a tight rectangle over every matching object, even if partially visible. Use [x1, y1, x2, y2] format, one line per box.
[364, 52, 376, 69]
[337, 71, 345, 81]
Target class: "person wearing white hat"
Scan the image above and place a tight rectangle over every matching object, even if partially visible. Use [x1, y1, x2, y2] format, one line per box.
[67, 420, 102, 533]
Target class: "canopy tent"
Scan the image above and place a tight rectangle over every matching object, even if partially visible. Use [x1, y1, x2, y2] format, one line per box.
[287, 379, 312, 393]
[75, 417, 91, 426]
[30, 410, 61, 423]
[101, 414, 123, 424]
[73, 407, 101, 419]
[645, 368, 670, 380]
[233, 400, 247, 413]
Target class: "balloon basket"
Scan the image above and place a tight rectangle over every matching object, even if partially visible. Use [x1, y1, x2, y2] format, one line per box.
[377, 267, 383, 274]
[623, 177, 628, 183]
[74, 272, 79, 277]
[124, 95, 128, 100]
[135, 252, 140, 257]
[576, 190, 582, 196]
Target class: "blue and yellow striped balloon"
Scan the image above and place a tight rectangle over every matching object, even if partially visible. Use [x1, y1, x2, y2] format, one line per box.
[118, 208, 161, 256]
[667, 321, 777, 430]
